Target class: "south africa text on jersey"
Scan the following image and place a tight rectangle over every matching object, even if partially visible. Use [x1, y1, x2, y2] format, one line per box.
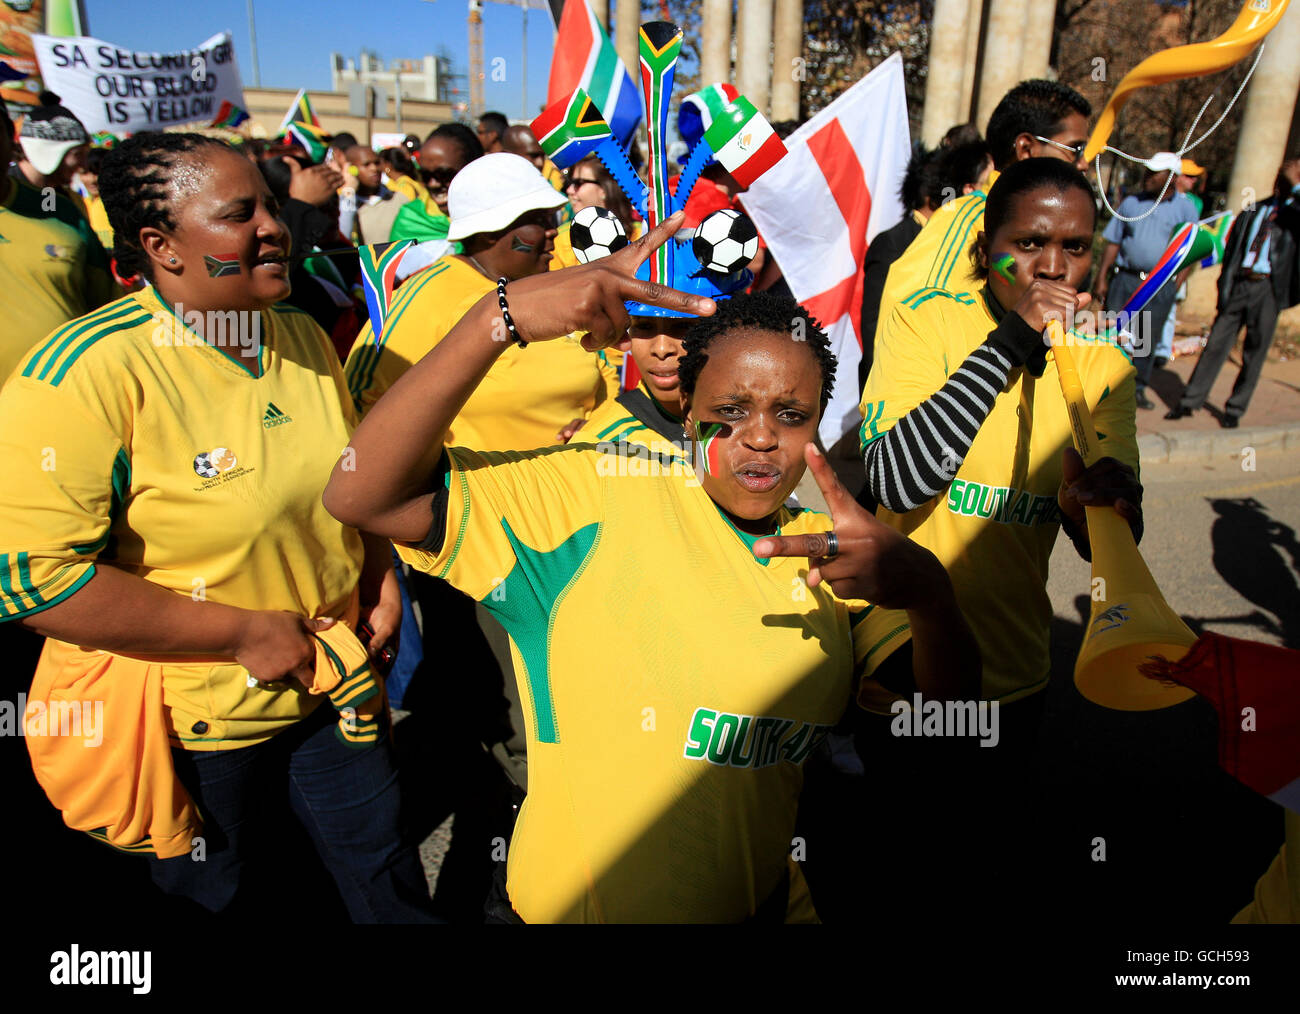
[684, 707, 833, 769]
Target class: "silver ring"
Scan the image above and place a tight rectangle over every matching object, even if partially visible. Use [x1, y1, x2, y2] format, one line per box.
[823, 530, 839, 561]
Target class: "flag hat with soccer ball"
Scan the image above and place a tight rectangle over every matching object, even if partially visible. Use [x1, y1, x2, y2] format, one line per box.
[532, 20, 786, 318]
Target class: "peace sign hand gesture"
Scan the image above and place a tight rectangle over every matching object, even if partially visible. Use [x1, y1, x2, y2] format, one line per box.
[499, 210, 715, 350]
[752, 443, 950, 611]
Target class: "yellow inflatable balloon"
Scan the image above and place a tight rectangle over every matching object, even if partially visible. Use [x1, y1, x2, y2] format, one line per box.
[1084, 0, 1292, 162]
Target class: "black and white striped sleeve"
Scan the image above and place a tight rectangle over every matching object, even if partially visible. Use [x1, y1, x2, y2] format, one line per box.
[864, 313, 1040, 512]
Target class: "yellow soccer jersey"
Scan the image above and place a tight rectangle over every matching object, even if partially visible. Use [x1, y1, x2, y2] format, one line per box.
[875, 171, 1000, 351]
[344, 254, 616, 449]
[0, 287, 364, 749]
[396, 442, 911, 923]
[861, 286, 1138, 703]
[1, 176, 114, 384]
[578, 382, 687, 456]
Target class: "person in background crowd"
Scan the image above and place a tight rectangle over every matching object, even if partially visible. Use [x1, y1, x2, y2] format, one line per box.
[380, 146, 432, 209]
[876, 80, 1092, 339]
[476, 111, 508, 154]
[0, 104, 113, 383]
[501, 124, 545, 173]
[259, 152, 361, 359]
[1167, 158, 1300, 428]
[341, 144, 409, 245]
[1093, 152, 1200, 409]
[390, 124, 484, 275]
[76, 147, 114, 251]
[859, 141, 977, 392]
[326, 131, 359, 168]
[501, 122, 567, 198]
[1153, 157, 1209, 369]
[11, 93, 91, 203]
[0, 131, 435, 923]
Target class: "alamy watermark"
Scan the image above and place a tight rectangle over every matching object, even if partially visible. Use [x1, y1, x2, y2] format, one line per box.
[151, 305, 260, 358]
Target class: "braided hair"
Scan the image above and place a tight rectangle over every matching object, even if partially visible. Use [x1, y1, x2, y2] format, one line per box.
[100, 131, 236, 280]
[678, 292, 838, 415]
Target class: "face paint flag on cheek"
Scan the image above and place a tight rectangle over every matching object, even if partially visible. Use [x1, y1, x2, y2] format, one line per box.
[992, 253, 1016, 285]
[204, 253, 241, 278]
[694, 420, 727, 477]
[511, 235, 540, 254]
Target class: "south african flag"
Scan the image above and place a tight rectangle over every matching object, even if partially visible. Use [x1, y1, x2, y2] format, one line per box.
[357, 240, 416, 345]
[284, 121, 329, 163]
[533, 88, 612, 169]
[695, 421, 726, 477]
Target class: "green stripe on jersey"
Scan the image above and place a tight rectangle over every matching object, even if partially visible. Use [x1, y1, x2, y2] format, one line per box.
[47, 314, 153, 387]
[25, 301, 142, 380]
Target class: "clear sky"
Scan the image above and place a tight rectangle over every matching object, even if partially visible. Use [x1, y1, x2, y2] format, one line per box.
[83, 0, 560, 121]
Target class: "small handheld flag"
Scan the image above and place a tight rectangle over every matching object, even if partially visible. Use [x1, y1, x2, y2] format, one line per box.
[358, 240, 416, 345]
[211, 100, 250, 130]
[284, 121, 330, 163]
[279, 88, 321, 133]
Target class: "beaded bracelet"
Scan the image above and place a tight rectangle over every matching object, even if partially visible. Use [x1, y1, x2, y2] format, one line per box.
[496, 277, 526, 348]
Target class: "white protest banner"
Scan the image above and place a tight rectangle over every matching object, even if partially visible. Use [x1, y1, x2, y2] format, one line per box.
[32, 32, 245, 135]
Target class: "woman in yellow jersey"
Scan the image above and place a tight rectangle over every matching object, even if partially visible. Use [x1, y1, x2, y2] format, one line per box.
[857, 157, 1143, 918]
[0, 132, 436, 923]
[325, 213, 980, 923]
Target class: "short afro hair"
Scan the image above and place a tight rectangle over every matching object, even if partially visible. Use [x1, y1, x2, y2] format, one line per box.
[986, 79, 1091, 170]
[678, 292, 838, 415]
[970, 157, 1096, 279]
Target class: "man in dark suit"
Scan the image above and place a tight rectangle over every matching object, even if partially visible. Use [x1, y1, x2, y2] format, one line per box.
[1167, 158, 1300, 428]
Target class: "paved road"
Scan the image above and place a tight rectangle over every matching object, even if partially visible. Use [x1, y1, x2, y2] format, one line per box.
[1036, 449, 1298, 923]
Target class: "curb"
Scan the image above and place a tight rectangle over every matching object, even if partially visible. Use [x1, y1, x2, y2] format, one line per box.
[1138, 423, 1300, 464]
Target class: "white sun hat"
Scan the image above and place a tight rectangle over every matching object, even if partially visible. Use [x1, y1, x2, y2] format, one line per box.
[446, 152, 567, 242]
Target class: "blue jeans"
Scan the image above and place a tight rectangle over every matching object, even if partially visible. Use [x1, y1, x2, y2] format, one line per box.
[148, 702, 438, 923]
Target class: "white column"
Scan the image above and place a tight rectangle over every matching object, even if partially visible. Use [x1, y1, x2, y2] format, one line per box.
[977, 0, 1029, 129]
[1019, 0, 1056, 82]
[923, 0, 972, 146]
[737, 0, 774, 116]
[700, 0, 734, 87]
[958, 0, 982, 126]
[615, 0, 639, 79]
[771, 0, 803, 121]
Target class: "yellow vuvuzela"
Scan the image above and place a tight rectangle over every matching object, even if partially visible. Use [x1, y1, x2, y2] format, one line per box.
[1049, 323, 1197, 712]
[1084, 0, 1292, 163]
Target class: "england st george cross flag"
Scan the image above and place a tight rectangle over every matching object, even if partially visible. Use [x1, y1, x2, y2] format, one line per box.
[741, 53, 910, 447]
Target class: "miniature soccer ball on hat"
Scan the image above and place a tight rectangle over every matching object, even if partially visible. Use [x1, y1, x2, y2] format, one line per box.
[693, 209, 759, 274]
[569, 206, 629, 263]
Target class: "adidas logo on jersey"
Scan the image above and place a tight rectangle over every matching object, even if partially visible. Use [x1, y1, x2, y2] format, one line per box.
[262, 402, 292, 428]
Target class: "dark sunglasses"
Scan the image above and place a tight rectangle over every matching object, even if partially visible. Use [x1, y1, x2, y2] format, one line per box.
[420, 166, 459, 187]
[564, 175, 601, 193]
